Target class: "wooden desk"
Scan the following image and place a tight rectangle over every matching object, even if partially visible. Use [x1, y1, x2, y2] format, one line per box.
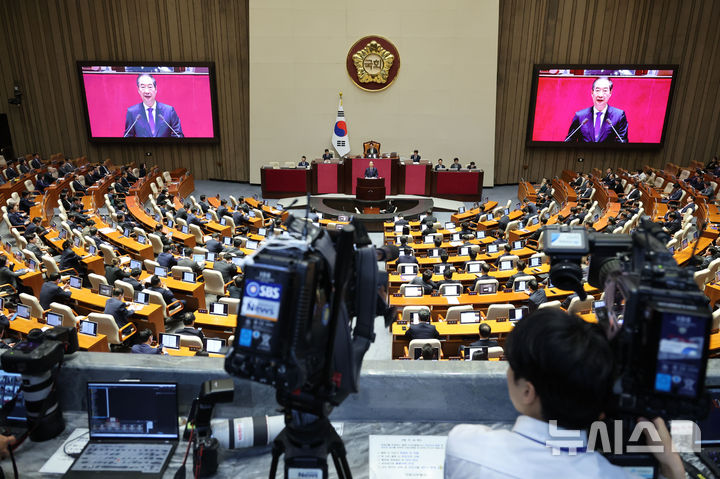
[0, 245, 44, 296]
[9, 316, 109, 352]
[193, 311, 237, 338]
[91, 218, 155, 261]
[68, 286, 165, 336]
[165, 345, 223, 358]
[125, 196, 195, 247]
[44, 231, 105, 275]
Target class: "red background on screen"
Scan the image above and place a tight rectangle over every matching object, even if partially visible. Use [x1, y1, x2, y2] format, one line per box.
[531, 76, 672, 143]
[82, 73, 214, 137]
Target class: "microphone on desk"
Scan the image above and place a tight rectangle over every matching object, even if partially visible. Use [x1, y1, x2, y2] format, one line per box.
[564, 118, 589, 142]
[123, 115, 141, 137]
[158, 114, 181, 138]
[606, 118, 624, 143]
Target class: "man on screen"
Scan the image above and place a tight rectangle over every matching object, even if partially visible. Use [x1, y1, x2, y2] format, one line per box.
[364, 161, 379, 178]
[124, 74, 184, 138]
[565, 77, 628, 143]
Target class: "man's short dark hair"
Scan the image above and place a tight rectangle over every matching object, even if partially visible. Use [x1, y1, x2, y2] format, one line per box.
[130, 268, 141, 277]
[136, 74, 156, 88]
[113, 288, 123, 297]
[149, 275, 161, 287]
[182, 311, 195, 326]
[528, 279, 538, 291]
[504, 309, 613, 429]
[443, 268, 453, 280]
[421, 269, 433, 282]
[517, 259, 526, 270]
[138, 328, 153, 343]
[481, 263, 491, 274]
[479, 322, 491, 338]
[418, 309, 431, 322]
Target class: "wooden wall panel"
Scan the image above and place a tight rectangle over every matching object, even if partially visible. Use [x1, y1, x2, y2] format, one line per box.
[0, 0, 249, 181]
[495, 0, 720, 184]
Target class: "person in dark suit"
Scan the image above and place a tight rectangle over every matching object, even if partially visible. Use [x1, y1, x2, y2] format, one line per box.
[409, 269, 437, 295]
[71, 178, 87, 195]
[59, 240, 86, 276]
[298, 156, 309, 167]
[18, 192, 33, 215]
[404, 309, 440, 341]
[205, 233, 224, 254]
[0, 256, 23, 291]
[105, 257, 130, 286]
[450, 158, 462, 170]
[679, 197, 697, 215]
[25, 234, 47, 262]
[30, 154, 42, 169]
[213, 253, 237, 283]
[198, 195, 211, 214]
[147, 275, 183, 309]
[104, 288, 134, 328]
[187, 208, 207, 227]
[7, 204, 27, 228]
[177, 248, 204, 275]
[176, 312, 204, 341]
[227, 275, 243, 299]
[157, 245, 178, 269]
[124, 74, 184, 138]
[126, 268, 144, 291]
[565, 77, 628, 143]
[504, 260, 527, 289]
[459, 322, 501, 356]
[366, 145, 378, 158]
[527, 279, 547, 314]
[131, 329, 164, 355]
[322, 149, 333, 161]
[39, 273, 73, 309]
[364, 161, 379, 178]
[175, 203, 190, 221]
[410, 149, 421, 162]
[216, 199, 229, 221]
[4, 165, 19, 180]
[394, 214, 409, 226]
[434, 159, 446, 171]
[662, 184, 683, 204]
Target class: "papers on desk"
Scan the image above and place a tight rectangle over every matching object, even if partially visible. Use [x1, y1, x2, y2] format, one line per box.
[127, 303, 144, 311]
[98, 227, 115, 235]
[369, 435, 446, 479]
[39, 427, 89, 474]
[445, 296, 460, 305]
[449, 241, 463, 247]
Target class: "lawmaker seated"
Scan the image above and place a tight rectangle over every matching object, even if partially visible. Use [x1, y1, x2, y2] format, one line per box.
[460, 322, 503, 359]
[434, 159, 446, 171]
[449, 158, 462, 170]
[403, 309, 440, 341]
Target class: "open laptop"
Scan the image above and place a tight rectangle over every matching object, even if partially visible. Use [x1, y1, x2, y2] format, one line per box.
[64, 382, 179, 478]
[696, 386, 720, 477]
[159, 333, 180, 350]
[204, 338, 226, 353]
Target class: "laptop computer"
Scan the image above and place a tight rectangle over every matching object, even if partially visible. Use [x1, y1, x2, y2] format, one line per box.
[64, 382, 179, 478]
[696, 386, 720, 477]
[159, 333, 180, 350]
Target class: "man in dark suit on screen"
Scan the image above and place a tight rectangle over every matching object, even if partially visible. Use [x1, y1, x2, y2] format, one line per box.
[364, 161, 379, 178]
[565, 77, 628, 143]
[124, 74, 184, 138]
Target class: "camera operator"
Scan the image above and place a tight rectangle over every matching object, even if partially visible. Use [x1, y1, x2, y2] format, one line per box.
[444, 309, 684, 479]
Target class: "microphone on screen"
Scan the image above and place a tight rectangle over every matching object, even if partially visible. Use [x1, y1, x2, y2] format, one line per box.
[564, 118, 589, 142]
[158, 113, 182, 138]
[606, 118, 625, 143]
[123, 114, 141, 137]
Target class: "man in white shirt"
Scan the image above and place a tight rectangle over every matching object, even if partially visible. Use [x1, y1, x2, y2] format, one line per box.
[444, 309, 684, 479]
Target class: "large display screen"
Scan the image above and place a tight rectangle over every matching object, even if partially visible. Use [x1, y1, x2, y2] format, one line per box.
[527, 65, 678, 147]
[77, 62, 219, 142]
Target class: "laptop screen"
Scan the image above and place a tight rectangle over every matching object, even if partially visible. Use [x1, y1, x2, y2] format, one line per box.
[246, 240, 258, 250]
[46, 312, 63, 327]
[16, 304, 30, 320]
[219, 218, 226, 226]
[69, 276, 82, 289]
[137, 235, 146, 245]
[467, 263, 481, 273]
[88, 245, 97, 255]
[134, 291, 149, 304]
[0, 370, 26, 423]
[441, 284, 461, 296]
[460, 311, 479, 324]
[476, 231, 485, 239]
[27, 259, 36, 271]
[258, 228, 267, 236]
[154, 266, 168, 278]
[204, 338, 226, 353]
[399, 264, 417, 275]
[499, 260, 512, 271]
[459, 247, 470, 256]
[181, 225, 189, 234]
[478, 282, 497, 294]
[487, 244, 498, 254]
[403, 285, 423, 297]
[209, 302, 229, 316]
[423, 235, 434, 244]
[130, 259, 142, 271]
[458, 206, 466, 213]
[529, 256, 542, 267]
[514, 280, 528, 292]
[192, 254, 206, 264]
[513, 241, 523, 250]
[223, 236, 232, 245]
[182, 272, 195, 283]
[86, 382, 179, 440]
[159, 333, 180, 350]
[98, 284, 113, 297]
[444, 222, 455, 230]
[79, 320, 98, 336]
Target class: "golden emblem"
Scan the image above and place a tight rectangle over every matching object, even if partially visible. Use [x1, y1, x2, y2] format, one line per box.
[352, 41, 395, 84]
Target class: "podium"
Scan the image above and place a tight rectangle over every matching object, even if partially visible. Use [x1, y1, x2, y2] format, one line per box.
[356, 177, 386, 201]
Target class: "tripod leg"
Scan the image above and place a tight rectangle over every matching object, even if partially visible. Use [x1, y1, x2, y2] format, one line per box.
[269, 432, 286, 479]
[329, 441, 352, 479]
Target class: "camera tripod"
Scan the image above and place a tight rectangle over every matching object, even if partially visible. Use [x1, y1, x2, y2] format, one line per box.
[269, 414, 352, 479]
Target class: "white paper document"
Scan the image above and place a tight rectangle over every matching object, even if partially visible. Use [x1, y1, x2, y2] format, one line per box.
[368, 435, 446, 479]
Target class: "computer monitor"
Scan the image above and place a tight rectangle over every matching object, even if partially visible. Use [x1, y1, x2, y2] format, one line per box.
[232, 257, 243, 266]
[512, 240, 523, 250]
[154, 266, 168, 278]
[78, 320, 98, 336]
[69, 276, 82, 289]
[205, 213, 213, 221]
[458, 206, 466, 213]
[681, 239, 688, 250]
[452, 233, 461, 241]
[206, 252, 216, 262]
[16, 304, 31, 320]
[88, 245, 97, 255]
[133, 291, 149, 305]
[476, 231, 485, 239]
[204, 338, 226, 353]
[410, 312, 420, 324]
[167, 220, 175, 228]
[403, 285, 423, 297]
[445, 222, 455, 230]
[59, 229, 67, 239]
[98, 284, 113, 297]
[192, 254, 206, 264]
[434, 264, 450, 275]
[46, 311, 63, 327]
[181, 225, 189, 234]
[531, 217, 539, 225]
[159, 333, 180, 350]
[514, 280, 528, 292]
[246, 240, 258, 250]
[0, 298, 5, 311]
[441, 284, 461, 296]
[394, 225, 404, 233]
[258, 228, 267, 236]
[209, 302, 229, 316]
[465, 347, 488, 361]
[414, 347, 439, 360]
[137, 235, 146, 244]
[503, 208, 510, 215]
[27, 259, 36, 271]
[592, 300, 606, 313]
[428, 249, 440, 258]
[478, 282, 497, 294]
[459, 311, 480, 324]
[130, 259, 142, 271]
[123, 228, 131, 237]
[467, 263, 482, 273]
[487, 244, 498, 254]
[529, 256, 542, 267]
[219, 218, 226, 226]
[182, 272, 196, 283]
[423, 235, 434, 244]
[419, 214, 427, 222]
[399, 264, 417, 275]
[510, 307, 528, 321]
[73, 237, 81, 247]
[593, 214, 599, 222]
[459, 247, 470, 256]
[223, 236, 232, 246]
[499, 260, 512, 271]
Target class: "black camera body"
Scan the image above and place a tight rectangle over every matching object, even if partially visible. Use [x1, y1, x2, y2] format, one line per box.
[543, 221, 711, 420]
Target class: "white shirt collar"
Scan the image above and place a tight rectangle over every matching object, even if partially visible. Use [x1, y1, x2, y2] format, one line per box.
[592, 106, 607, 121]
[144, 101, 157, 111]
[511, 415, 588, 449]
